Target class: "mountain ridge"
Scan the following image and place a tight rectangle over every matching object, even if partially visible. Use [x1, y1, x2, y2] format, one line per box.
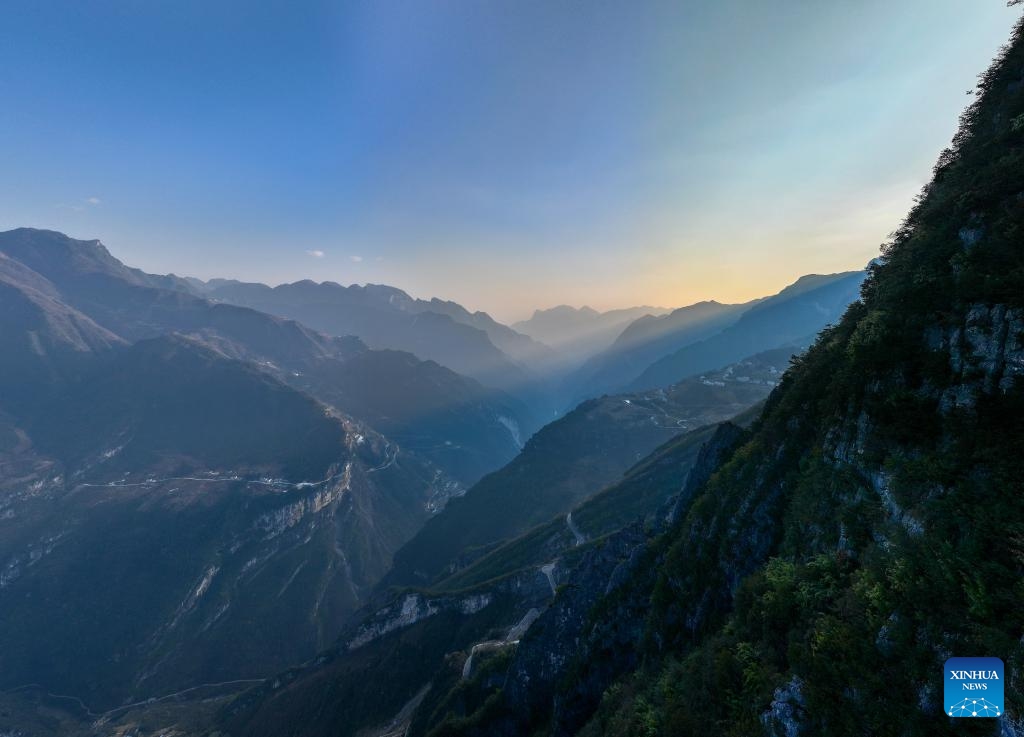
[627, 269, 865, 390]
[194, 277, 551, 404]
[512, 304, 672, 368]
[0, 228, 531, 486]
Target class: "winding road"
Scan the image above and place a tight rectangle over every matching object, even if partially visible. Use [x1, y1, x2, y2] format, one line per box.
[367, 443, 400, 474]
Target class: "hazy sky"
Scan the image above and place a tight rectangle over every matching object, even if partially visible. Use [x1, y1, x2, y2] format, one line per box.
[0, 2, 1018, 322]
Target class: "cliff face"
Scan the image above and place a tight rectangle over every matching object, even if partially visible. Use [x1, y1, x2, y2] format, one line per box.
[427, 18, 1024, 737]
[503, 524, 649, 724]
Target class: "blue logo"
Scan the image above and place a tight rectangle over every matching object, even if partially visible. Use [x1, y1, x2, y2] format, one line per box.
[944, 657, 1004, 718]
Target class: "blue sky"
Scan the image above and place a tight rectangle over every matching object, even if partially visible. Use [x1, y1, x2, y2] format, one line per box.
[0, 1, 1018, 321]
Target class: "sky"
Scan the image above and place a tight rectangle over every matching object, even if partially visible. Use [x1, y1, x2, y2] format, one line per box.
[0, 1, 1019, 322]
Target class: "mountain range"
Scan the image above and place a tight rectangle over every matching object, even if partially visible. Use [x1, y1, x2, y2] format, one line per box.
[625, 271, 866, 391]
[0, 227, 870, 731]
[511, 304, 671, 368]
[193, 278, 551, 402]
[1, 21, 1017, 734]
[172, 263, 867, 419]
[0, 228, 541, 708]
[0, 227, 864, 732]
[384, 346, 796, 591]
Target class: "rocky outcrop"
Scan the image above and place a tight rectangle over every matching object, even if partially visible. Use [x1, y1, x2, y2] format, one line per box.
[927, 303, 1024, 411]
[760, 677, 807, 737]
[346, 591, 492, 651]
[500, 524, 649, 734]
[667, 421, 745, 525]
[254, 463, 351, 540]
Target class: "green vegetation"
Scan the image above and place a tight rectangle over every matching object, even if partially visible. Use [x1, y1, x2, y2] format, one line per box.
[33, 334, 348, 480]
[572, 19, 1024, 735]
[434, 403, 763, 593]
[420, 17, 1024, 737]
[388, 380, 767, 588]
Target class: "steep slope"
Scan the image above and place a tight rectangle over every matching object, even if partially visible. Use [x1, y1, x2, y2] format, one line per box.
[431, 409, 758, 594]
[28, 335, 346, 479]
[0, 232, 366, 357]
[0, 231, 359, 362]
[413, 19, 1024, 737]
[297, 348, 529, 486]
[0, 253, 124, 414]
[0, 229, 532, 486]
[0, 236, 538, 715]
[385, 348, 790, 589]
[202, 372, 772, 737]
[0, 334, 448, 711]
[628, 270, 865, 390]
[0, 227, 192, 295]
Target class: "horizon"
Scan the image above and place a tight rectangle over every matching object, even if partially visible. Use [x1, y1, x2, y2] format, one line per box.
[1, 224, 865, 325]
[1, 2, 1017, 322]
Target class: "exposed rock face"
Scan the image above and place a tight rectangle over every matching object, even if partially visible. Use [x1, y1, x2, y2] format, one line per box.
[502, 524, 649, 734]
[667, 421, 745, 525]
[0, 413, 452, 712]
[1004, 714, 1024, 737]
[931, 303, 1024, 410]
[346, 591, 493, 651]
[255, 463, 351, 539]
[958, 224, 984, 250]
[761, 677, 807, 737]
[216, 553, 558, 737]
